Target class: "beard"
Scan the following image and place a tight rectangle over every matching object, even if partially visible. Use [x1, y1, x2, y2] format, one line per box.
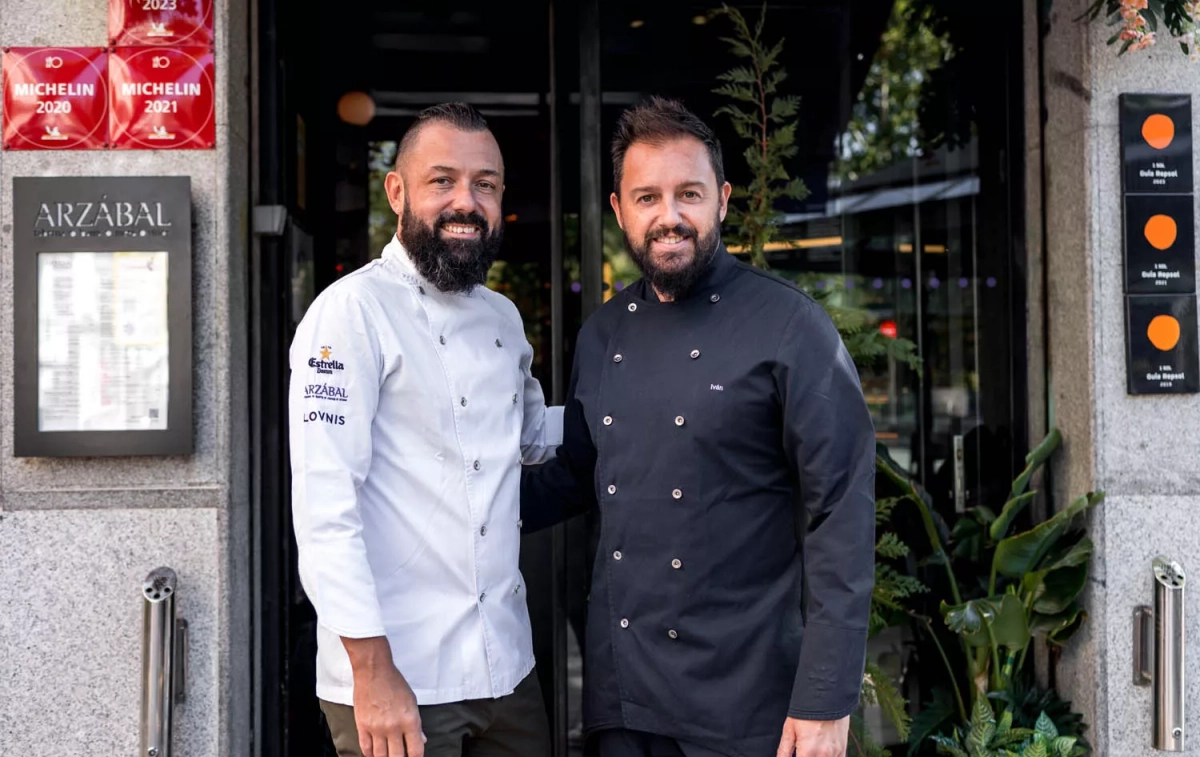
[624, 213, 722, 300]
[400, 199, 503, 294]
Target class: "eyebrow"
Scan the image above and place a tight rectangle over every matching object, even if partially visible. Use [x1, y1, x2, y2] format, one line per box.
[430, 165, 502, 178]
[628, 180, 707, 195]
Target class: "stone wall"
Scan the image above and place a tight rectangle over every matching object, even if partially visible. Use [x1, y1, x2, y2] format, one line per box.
[1038, 1, 1200, 754]
[0, 1, 250, 754]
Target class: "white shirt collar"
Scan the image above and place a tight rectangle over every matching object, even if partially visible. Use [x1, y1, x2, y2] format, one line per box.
[381, 234, 426, 289]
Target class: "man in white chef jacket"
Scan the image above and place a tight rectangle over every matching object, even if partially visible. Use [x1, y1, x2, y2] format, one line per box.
[288, 102, 562, 757]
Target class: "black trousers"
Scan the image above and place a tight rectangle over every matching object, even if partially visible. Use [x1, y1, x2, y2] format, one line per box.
[592, 728, 732, 757]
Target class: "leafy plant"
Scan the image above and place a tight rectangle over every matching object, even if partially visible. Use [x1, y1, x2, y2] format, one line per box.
[876, 429, 1101, 754]
[708, 2, 809, 270]
[836, 0, 955, 183]
[930, 696, 1087, 757]
[1074, 0, 1200, 58]
[798, 276, 922, 375]
[990, 679, 1090, 753]
[709, 7, 923, 378]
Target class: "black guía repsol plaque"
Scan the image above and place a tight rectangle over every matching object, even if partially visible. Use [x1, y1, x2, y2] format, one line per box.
[1126, 294, 1200, 395]
[1120, 93, 1193, 195]
[1123, 194, 1195, 294]
[12, 176, 193, 456]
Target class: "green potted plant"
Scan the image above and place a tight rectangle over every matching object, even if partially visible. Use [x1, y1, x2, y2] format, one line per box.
[877, 429, 1103, 755]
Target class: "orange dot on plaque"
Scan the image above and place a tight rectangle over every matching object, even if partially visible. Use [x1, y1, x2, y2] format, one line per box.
[1148, 315, 1181, 351]
[1144, 214, 1178, 250]
[1142, 114, 1175, 150]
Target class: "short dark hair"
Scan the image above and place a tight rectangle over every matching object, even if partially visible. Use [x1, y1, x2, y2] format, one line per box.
[396, 102, 491, 169]
[610, 96, 725, 194]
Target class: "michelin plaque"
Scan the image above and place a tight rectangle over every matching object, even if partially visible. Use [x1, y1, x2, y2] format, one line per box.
[1, 47, 108, 150]
[12, 176, 193, 456]
[108, 47, 215, 150]
[109, 0, 215, 47]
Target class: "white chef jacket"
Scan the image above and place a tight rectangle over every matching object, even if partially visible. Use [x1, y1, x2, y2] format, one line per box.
[287, 235, 563, 706]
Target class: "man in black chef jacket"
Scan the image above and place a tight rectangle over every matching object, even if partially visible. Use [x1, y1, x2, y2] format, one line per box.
[521, 96, 876, 757]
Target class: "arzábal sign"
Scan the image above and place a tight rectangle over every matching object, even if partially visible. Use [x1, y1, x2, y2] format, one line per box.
[12, 176, 194, 458]
[32, 199, 175, 237]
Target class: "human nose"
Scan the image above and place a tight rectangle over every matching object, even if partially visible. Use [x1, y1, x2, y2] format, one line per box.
[659, 196, 683, 228]
[449, 181, 479, 215]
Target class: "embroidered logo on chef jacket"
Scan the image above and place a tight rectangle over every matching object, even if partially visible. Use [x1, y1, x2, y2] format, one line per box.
[308, 346, 345, 375]
[302, 410, 346, 426]
[303, 383, 349, 402]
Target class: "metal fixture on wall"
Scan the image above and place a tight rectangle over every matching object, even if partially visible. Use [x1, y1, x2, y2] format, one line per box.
[140, 567, 188, 757]
[1133, 556, 1186, 752]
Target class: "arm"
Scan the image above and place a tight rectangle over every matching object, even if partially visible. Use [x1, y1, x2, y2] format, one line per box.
[520, 346, 599, 533]
[775, 304, 876, 729]
[288, 290, 423, 757]
[289, 289, 385, 639]
[517, 339, 564, 465]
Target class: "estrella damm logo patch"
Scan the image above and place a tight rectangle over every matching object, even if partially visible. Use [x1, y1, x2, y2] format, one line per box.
[309, 345, 344, 375]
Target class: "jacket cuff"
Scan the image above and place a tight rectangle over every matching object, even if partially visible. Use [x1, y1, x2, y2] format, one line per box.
[788, 622, 867, 720]
[543, 405, 564, 448]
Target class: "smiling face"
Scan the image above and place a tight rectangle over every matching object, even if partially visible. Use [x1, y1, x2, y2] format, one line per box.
[384, 122, 506, 292]
[610, 136, 731, 301]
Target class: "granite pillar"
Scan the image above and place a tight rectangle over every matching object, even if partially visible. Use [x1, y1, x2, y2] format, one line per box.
[0, 1, 251, 755]
[1037, 1, 1200, 754]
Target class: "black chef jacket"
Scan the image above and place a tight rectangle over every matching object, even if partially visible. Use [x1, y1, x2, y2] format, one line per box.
[521, 246, 876, 757]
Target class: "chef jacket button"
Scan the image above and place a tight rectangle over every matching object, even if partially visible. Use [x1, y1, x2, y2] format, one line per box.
[512, 393, 518, 404]
[668, 629, 679, 640]
[628, 303, 638, 313]
[710, 293, 720, 303]
[690, 349, 700, 359]
[603, 416, 613, 426]
[473, 460, 481, 471]
[514, 584, 520, 594]
[672, 489, 683, 500]
[461, 397, 468, 407]
[481, 525, 488, 536]
[675, 416, 685, 426]
[496, 338, 503, 348]
[439, 335, 446, 345]
[671, 559, 682, 570]
[613, 354, 623, 363]
[419, 286, 426, 295]
[614, 551, 623, 560]
[479, 592, 486, 602]
[620, 618, 630, 629]
[608, 484, 617, 495]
